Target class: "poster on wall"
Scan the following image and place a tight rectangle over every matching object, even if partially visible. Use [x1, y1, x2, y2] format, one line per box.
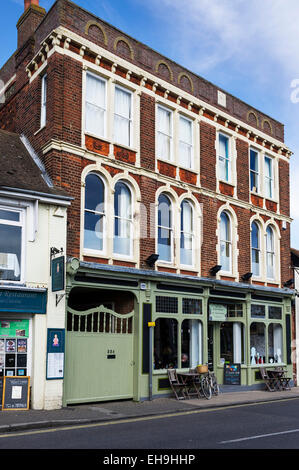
[0, 320, 29, 338]
[46, 329, 65, 380]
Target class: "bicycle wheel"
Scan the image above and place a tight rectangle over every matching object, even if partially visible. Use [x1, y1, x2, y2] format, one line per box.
[211, 374, 220, 395]
[201, 376, 212, 400]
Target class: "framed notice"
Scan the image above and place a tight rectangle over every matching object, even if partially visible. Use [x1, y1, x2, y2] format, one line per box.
[46, 329, 65, 380]
[2, 376, 30, 411]
[223, 363, 241, 385]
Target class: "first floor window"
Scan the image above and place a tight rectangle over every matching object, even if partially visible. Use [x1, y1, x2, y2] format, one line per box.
[264, 156, 274, 199]
[113, 181, 132, 256]
[85, 72, 106, 137]
[0, 209, 23, 282]
[158, 194, 173, 262]
[84, 173, 105, 251]
[251, 221, 260, 276]
[179, 115, 193, 168]
[266, 226, 275, 279]
[180, 200, 194, 266]
[157, 105, 172, 161]
[220, 212, 232, 272]
[218, 133, 231, 182]
[250, 149, 259, 193]
[114, 86, 132, 147]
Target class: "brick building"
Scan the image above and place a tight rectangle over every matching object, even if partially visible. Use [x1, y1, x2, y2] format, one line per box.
[0, 0, 294, 407]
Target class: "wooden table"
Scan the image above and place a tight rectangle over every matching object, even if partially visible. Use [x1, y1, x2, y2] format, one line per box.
[268, 368, 291, 391]
[177, 372, 201, 398]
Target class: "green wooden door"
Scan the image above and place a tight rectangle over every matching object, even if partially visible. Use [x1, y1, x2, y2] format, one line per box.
[64, 305, 134, 404]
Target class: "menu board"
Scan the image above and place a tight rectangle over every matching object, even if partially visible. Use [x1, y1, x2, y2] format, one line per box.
[223, 363, 241, 385]
[2, 376, 30, 410]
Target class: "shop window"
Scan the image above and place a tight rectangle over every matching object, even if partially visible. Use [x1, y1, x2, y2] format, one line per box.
[251, 304, 265, 319]
[156, 296, 178, 314]
[227, 304, 243, 318]
[250, 322, 265, 364]
[157, 194, 173, 262]
[0, 320, 29, 377]
[113, 181, 133, 257]
[84, 173, 105, 252]
[268, 324, 283, 363]
[180, 200, 194, 266]
[154, 318, 178, 369]
[0, 208, 23, 282]
[85, 72, 107, 138]
[269, 306, 282, 320]
[181, 319, 202, 369]
[182, 298, 202, 315]
[220, 322, 244, 364]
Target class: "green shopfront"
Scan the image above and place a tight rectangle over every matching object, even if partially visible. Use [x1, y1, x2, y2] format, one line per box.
[63, 261, 294, 404]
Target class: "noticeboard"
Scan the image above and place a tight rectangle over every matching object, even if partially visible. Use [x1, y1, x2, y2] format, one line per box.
[223, 363, 241, 385]
[46, 329, 65, 380]
[2, 376, 30, 411]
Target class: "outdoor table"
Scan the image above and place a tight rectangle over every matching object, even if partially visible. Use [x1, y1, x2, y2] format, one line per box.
[268, 368, 290, 391]
[177, 371, 201, 398]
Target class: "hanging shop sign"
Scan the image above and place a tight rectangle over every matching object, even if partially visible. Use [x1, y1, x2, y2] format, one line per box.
[209, 304, 227, 322]
[46, 328, 65, 380]
[0, 288, 47, 314]
[51, 256, 65, 292]
[223, 363, 241, 385]
[2, 376, 30, 411]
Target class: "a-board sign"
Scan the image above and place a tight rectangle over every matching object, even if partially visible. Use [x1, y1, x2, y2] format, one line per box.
[223, 363, 241, 385]
[0, 378, 3, 410]
[2, 376, 30, 411]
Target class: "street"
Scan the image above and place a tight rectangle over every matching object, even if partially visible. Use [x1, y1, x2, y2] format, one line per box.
[1, 398, 299, 452]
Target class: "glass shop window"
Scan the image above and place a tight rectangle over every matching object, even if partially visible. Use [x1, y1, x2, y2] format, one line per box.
[250, 322, 266, 364]
[269, 306, 282, 320]
[181, 320, 202, 369]
[154, 318, 178, 370]
[182, 298, 202, 315]
[268, 324, 283, 364]
[251, 304, 265, 319]
[220, 322, 244, 364]
[227, 304, 243, 318]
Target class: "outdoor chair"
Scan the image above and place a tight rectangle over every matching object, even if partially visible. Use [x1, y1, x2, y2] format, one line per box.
[167, 369, 188, 400]
[260, 367, 276, 392]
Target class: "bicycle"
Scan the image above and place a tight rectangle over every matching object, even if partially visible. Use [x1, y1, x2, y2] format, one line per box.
[206, 370, 220, 396]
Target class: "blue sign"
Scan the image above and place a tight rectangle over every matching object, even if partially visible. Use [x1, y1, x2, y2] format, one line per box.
[0, 289, 47, 314]
[46, 328, 65, 380]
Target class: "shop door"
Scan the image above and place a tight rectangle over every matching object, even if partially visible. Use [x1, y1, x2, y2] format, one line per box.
[208, 322, 214, 371]
[64, 306, 134, 405]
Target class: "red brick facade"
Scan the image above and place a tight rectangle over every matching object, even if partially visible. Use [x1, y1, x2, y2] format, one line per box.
[0, 0, 292, 288]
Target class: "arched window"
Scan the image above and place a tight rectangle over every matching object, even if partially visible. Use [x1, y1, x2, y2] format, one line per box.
[114, 181, 132, 256]
[220, 212, 232, 272]
[84, 173, 105, 251]
[266, 226, 275, 279]
[180, 200, 194, 266]
[251, 221, 260, 276]
[158, 194, 173, 262]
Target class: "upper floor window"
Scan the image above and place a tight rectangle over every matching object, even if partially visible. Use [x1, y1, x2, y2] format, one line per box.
[179, 116, 193, 169]
[158, 194, 173, 262]
[40, 74, 47, 128]
[0, 208, 23, 282]
[218, 133, 231, 183]
[85, 72, 106, 138]
[157, 105, 173, 161]
[114, 181, 132, 257]
[180, 200, 194, 266]
[250, 149, 259, 193]
[114, 86, 132, 147]
[251, 221, 260, 277]
[264, 156, 274, 199]
[84, 173, 105, 252]
[219, 211, 232, 272]
[266, 226, 275, 279]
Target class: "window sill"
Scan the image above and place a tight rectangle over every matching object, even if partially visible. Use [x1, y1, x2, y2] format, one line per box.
[113, 142, 138, 154]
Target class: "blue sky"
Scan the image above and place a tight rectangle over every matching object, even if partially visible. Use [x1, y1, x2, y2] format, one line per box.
[1, 0, 299, 247]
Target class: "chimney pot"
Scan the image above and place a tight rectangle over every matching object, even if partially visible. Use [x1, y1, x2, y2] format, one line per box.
[24, 0, 39, 11]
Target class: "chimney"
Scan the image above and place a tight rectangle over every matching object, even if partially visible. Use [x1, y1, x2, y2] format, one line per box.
[17, 0, 46, 49]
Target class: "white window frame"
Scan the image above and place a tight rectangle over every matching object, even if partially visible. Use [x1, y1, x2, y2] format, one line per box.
[113, 85, 133, 148]
[264, 155, 274, 200]
[266, 225, 275, 280]
[40, 74, 47, 129]
[156, 104, 173, 162]
[85, 72, 107, 139]
[180, 199, 194, 268]
[250, 148, 260, 194]
[218, 133, 231, 183]
[113, 181, 134, 259]
[83, 173, 107, 256]
[0, 206, 25, 284]
[179, 115, 193, 169]
[251, 221, 261, 278]
[157, 194, 174, 264]
[219, 211, 232, 274]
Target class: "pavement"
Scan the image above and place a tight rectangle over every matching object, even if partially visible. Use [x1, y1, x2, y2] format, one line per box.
[1, 386, 299, 434]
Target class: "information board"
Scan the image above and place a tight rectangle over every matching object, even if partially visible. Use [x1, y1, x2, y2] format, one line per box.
[223, 363, 241, 385]
[46, 329, 65, 380]
[2, 376, 30, 410]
